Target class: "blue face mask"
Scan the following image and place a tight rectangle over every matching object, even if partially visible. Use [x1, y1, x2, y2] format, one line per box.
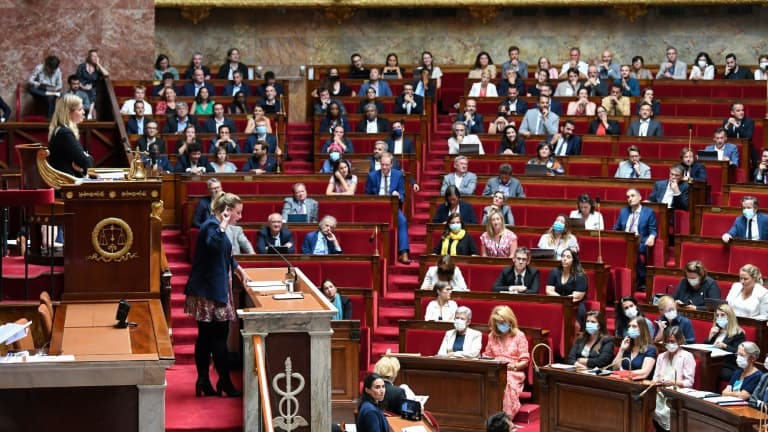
[716, 318, 729, 329]
[744, 208, 755, 219]
[256, 126, 267, 135]
[449, 223, 462, 232]
[553, 221, 565, 233]
[496, 322, 511, 333]
[392, 129, 403, 137]
[627, 328, 640, 339]
[329, 152, 340, 162]
[585, 322, 599, 335]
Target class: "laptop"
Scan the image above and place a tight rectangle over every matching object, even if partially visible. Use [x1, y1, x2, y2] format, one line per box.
[529, 248, 556, 259]
[458, 143, 480, 155]
[286, 214, 308, 223]
[266, 245, 290, 254]
[568, 218, 586, 230]
[697, 150, 719, 161]
[524, 164, 549, 176]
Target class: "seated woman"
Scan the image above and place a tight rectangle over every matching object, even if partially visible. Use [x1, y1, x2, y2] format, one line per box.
[653, 295, 696, 344]
[191, 87, 214, 116]
[566, 310, 615, 370]
[244, 105, 273, 134]
[722, 342, 762, 401]
[652, 326, 695, 432]
[689, 52, 716, 80]
[175, 125, 202, 155]
[321, 125, 354, 155]
[448, 121, 484, 155]
[545, 248, 588, 321]
[424, 281, 457, 321]
[420, 255, 468, 291]
[707, 304, 746, 380]
[527, 69, 551, 97]
[325, 159, 357, 196]
[382, 53, 405, 80]
[433, 212, 479, 256]
[672, 260, 721, 310]
[497, 68, 526, 96]
[613, 315, 657, 380]
[154, 54, 179, 80]
[357, 87, 385, 114]
[755, 55, 768, 81]
[498, 125, 526, 155]
[413, 51, 443, 89]
[483, 305, 529, 421]
[327, 67, 356, 97]
[228, 91, 250, 115]
[356, 373, 388, 432]
[567, 88, 596, 116]
[468, 51, 497, 79]
[468, 69, 498, 97]
[414, 68, 436, 98]
[568, 194, 604, 230]
[487, 112, 510, 135]
[554, 67, 583, 97]
[527, 142, 564, 176]
[587, 106, 621, 135]
[321, 278, 351, 320]
[208, 146, 237, 173]
[616, 296, 656, 339]
[638, 87, 661, 117]
[319, 142, 345, 174]
[630, 55, 653, 80]
[482, 191, 515, 226]
[373, 356, 411, 415]
[480, 209, 517, 258]
[437, 305, 482, 358]
[537, 214, 578, 259]
[433, 185, 478, 224]
[537, 57, 559, 79]
[726, 264, 768, 320]
[155, 87, 178, 116]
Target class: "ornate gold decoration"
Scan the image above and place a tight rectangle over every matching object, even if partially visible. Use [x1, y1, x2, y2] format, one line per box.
[65, 191, 74, 199]
[36, 148, 78, 189]
[151, 200, 165, 222]
[180, 6, 212, 23]
[121, 190, 148, 198]
[109, 191, 117, 199]
[78, 190, 105, 199]
[151, 190, 159, 198]
[323, 6, 355, 24]
[614, 5, 648, 22]
[468, 6, 501, 24]
[87, 217, 138, 263]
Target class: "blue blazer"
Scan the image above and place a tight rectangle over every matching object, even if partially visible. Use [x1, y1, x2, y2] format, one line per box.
[256, 226, 295, 254]
[432, 201, 478, 224]
[185, 216, 238, 304]
[728, 213, 768, 240]
[222, 83, 252, 97]
[551, 134, 582, 156]
[385, 137, 415, 154]
[356, 400, 389, 432]
[705, 143, 740, 167]
[202, 117, 237, 134]
[501, 98, 528, 115]
[125, 117, 150, 135]
[365, 168, 406, 203]
[682, 162, 707, 182]
[549, 99, 564, 116]
[613, 206, 657, 253]
[367, 156, 402, 173]
[456, 112, 485, 134]
[183, 81, 216, 97]
[244, 134, 278, 154]
[301, 230, 342, 255]
[649, 179, 689, 210]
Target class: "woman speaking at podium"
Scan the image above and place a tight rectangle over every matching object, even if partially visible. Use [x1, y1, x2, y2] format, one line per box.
[48, 93, 92, 177]
[185, 192, 251, 397]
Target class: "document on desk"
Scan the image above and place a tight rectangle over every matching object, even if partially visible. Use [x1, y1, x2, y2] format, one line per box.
[703, 395, 749, 406]
[0, 321, 32, 345]
[676, 388, 719, 398]
[682, 344, 733, 357]
[246, 280, 285, 293]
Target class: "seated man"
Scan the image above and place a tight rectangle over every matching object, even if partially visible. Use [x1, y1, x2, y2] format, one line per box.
[192, 178, 222, 228]
[355, 103, 391, 133]
[724, 53, 753, 80]
[540, 83, 563, 115]
[440, 155, 478, 196]
[598, 50, 621, 80]
[559, 47, 589, 78]
[614, 188, 658, 290]
[582, 65, 611, 97]
[143, 141, 173, 174]
[615, 145, 651, 179]
[136, 120, 166, 153]
[208, 124, 239, 154]
[242, 141, 277, 174]
[722, 102, 755, 140]
[628, 102, 663, 137]
[313, 87, 347, 115]
[255, 71, 285, 97]
[482, 163, 525, 197]
[549, 120, 582, 156]
[500, 45, 529, 80]
[301, 215, 342, 255]
[385, 120, 415, 154]
[365, 152, 411, 264]
[394, 83, 424, 115]
[202, 103, 237, 134]
[500, 86, 527, 116]
[722, 196, 768, 242]
[152, 72, 180, 98]
[223, 70, 252, 97]
[358, 68, 392, 97]
[62, 75, 92, 118]
[436, 305, 482, 358]
[492, 247, 540, 293]
[260, 85, 281, 114]
[656, 46, 687, 80]
[680, 147, 707, 182]
[162, 102, 199, 134]
[125, 100, 150, 135]
[648, 165, 690, 211]
[704, 127, 739, 167]
[615, 64, 640, 97]
[227, 218, 255, 255]
[601, 84, 630, 116]
[120, 85, 153, 115]
[755, 149, 768, 185]
[348, 53, 370, 79]
[256, 213, 295, 254]
[244, 118, 280, 154]
[183, 68, 216, 97]
[456, 98, 484, 134]
[173, 142, 212, 174]
[519, 94, 560, 138]
[281, 182, 318, 223]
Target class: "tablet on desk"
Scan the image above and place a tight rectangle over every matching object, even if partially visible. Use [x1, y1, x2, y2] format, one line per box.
[697, 150, 719, 161]
[524, 164, 549, 176]
[458, 143, 480, 155]
[529, 248, 556, 259]
[286, 214, 308, 223]
[267, 245, 290, 254]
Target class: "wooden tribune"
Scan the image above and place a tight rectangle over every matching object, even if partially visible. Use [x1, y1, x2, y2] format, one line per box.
[662, 387, 763, 432]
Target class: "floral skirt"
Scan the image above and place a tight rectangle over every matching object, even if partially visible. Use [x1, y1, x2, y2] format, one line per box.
[184, 277, 236, 322]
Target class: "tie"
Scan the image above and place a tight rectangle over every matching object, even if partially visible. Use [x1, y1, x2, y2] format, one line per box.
[300, 202, 306, 214]
[274, 236, 281, 247]
[631, 168, 638, 178]
[747, 218, 753, 240]
[383, 175, 389, 196]
[516, 274, 523, 286]
[536, 115, 543, 134]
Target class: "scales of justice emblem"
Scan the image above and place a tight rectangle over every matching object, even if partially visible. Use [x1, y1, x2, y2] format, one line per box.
[272, 357, 308, 431]
[87, 217, 138, 262]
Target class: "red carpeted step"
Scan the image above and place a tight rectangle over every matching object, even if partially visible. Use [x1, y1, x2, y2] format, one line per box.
[165, 366, 243, 431]
[515, 403, 540, 424]
[371, 341, 398, 357]
[378, 307, 414, 327]
[171, 326, 199, 345]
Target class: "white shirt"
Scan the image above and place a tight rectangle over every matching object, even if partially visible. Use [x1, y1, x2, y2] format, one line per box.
[366, 119, 379, 133]
[424, 300, 457, 321]
[638, 119, 650, 137]
[120, 99, 153, 115]
[554, 138, 568, 156]
[747, 217, 759, 240]
[392, 138, 403, 154]
[568, 210, 605, 230]
[624, 206, 642, 233]
[726, 283, 768, 320]
[420, 266, 468, 291]
[661, 183, 677, 208]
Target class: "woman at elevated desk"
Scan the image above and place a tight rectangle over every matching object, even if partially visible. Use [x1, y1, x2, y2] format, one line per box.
[566, 310, 614, 370]
[612, 316, 657, 380]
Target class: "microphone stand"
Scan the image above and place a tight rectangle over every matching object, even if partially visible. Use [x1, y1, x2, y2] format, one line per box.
[595, 196, 603, 263]
[268, 244, 303, 300]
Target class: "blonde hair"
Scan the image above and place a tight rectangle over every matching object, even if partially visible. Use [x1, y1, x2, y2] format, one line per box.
[485, 209, 504, 237]
[373, 355, 400, 381]
[715, 304, 743, 338]
[211, 192, 242, 215]
[488, 305, 519, 337]
[48, 94, 83, 141]
[740, 264, 764, 285]
[656, 295, 675, 311]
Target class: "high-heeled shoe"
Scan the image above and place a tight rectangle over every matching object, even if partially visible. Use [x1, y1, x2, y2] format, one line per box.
[195, 379, 217, 397]
[216, 379, 242, 398]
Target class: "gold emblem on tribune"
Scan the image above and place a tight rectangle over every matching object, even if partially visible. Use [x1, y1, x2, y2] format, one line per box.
[87, 217, 138, 262]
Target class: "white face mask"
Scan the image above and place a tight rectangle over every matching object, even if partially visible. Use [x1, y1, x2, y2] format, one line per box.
[697, 60, 707, 69]
[454, 318, 467, 332]
[687, 278, 700, 287]
[624, 306, 638, 319]
[665, 343, 679, 353]
[760, 62, 768, 70]
[664, 309, 678, 321]
[736, 355, 749, 369]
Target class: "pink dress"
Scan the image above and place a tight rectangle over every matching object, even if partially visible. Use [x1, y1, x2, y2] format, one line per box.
[480, 230, 517, 257]
[482, 330, 530, 418]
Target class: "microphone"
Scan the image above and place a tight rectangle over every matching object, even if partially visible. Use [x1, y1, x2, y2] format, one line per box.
[595, 196, 603, 263]
[268, 244, 303, 300]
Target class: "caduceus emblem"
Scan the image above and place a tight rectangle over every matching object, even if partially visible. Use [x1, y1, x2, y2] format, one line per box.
[272, 357, 308, 431]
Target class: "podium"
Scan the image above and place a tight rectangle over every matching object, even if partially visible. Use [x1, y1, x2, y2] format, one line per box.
[239, 267, 336, 431]
[662, 387, 763, 431]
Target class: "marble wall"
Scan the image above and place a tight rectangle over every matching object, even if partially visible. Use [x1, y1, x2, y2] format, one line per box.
[156, 6, 768, 121]
[0, 0, 154, 119]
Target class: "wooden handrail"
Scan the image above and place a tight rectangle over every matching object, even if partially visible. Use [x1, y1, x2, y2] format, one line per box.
[104, 77, 132, 167]
[253, 335, 275, 432]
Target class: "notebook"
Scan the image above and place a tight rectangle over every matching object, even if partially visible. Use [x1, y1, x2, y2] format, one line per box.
[568, 217, 586, 230]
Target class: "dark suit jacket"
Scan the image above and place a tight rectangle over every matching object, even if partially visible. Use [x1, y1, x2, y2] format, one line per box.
[584, 80, 611, 97]
[613, 206, 657, 253]
[588, 119, 621, 135]
[355, 117, 391, 133]
[432, 201, 478, 224]
[456, 112, 485, 134]
[255, 82, 286, 97]
[367, 156, 402, 173]
[301, 230, 342, 254]
[501, 98, 528, 115]
[649, 179, 689, 210]
[192, 197, 213, 228]
[552, 134, 582, 156]
[497, 78, 526, 98]
[727, 213, 768, 240]
[628, 119, 663, 137]
[182, 81, 216, 97]
[722, 117, 755, 140]
[242, 155, 277, 173]
[0, 96, 12, 119]
[681, 162, 707, 182]
[385, 137, 415, 154]
[222, 83, 252, 97]
[432, 235, 479, 256]
[162, 114, 200, 134]
[216, 63, 249, 80]
[125, 117, 150, 135]
[357, 100, 385, 114]
[173, 154, 213, 173]
[337, 295, 352, 319]
[136, 137, 166, 153]
[365, 168, 406, 204]
[202, 117, 237, 134]
[394, 94, 424, 115]
[548, 99, 564, 116]
[48, 127, 93, 177]
[244, 134, 278, 154]
[381, 380, 407, 415]
[185, 216, 238, 304]
[492, 265, 540, 293]
[256, 226, 295, 254]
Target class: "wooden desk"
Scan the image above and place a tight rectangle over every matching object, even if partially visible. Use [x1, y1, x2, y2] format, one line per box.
[330, 320, 361, 403]
[0, 299, 173, 431]
[662, 387, 763, 432]
[387, 415, 438, 431]
[538, 367, 655, 432]
[393, 355, 506, 432]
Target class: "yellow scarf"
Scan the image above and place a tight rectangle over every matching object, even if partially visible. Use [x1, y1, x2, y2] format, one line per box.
[440, 229, 466, 256]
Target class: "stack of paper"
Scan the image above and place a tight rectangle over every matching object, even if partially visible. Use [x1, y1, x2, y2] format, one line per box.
[0, 321, 32, 345]
[703, 395, 748, 406]
[246, 280, 286, 293]
[682, 343, 734, 357]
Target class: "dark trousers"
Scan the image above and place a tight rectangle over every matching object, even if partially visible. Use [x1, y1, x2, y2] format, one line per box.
[28, 86, 57, 118]
[195, 320, 231, 384]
